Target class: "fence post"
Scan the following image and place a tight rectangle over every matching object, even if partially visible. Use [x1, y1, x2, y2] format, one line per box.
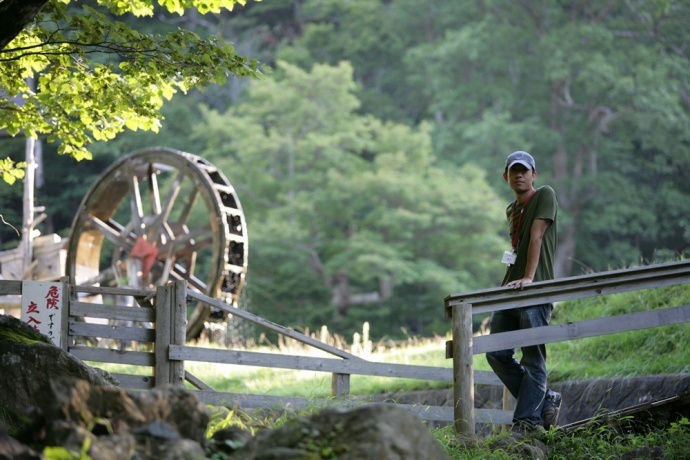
[171, 280, 187, 386]
[155, 281, 186, 387]
[331, 373, 351, 397]
[452, 302, 475, 435]
[60, 276, 72, 351]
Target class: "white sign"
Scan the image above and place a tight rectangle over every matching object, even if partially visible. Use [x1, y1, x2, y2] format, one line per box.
[21, 281, 64, 346]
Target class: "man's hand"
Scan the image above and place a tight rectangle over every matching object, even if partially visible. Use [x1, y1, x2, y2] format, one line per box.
[506, 277, 533, 290]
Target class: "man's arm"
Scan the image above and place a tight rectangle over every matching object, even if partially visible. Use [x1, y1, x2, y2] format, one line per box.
[506, 218, 551, 290]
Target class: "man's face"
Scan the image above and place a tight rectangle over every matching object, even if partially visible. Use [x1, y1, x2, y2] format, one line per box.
[503, 164, 536, 194]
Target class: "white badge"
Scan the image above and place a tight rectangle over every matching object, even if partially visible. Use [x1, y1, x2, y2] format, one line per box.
[502, 250, 517, 265]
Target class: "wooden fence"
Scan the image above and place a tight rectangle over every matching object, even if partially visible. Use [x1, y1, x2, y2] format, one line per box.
[0, 278, 504, 424]
[445, 259, 690, 434]
[3, 258, 689, 432]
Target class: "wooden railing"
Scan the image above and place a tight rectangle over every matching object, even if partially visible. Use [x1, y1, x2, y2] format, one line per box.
[5, 258, 688, 431]
[444, 259, 690, 434]
[0, 279, 501, 424]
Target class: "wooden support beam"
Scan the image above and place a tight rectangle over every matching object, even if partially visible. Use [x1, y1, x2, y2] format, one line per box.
[155, 284, 173, 388]
[452, 302, 474, 435]
[332, 373, 351, 397]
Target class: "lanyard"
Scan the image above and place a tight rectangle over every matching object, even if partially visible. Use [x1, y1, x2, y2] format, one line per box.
[511, 190, 536, 249]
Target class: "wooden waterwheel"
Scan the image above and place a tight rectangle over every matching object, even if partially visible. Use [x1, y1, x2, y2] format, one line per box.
[65, 147, 248, 339]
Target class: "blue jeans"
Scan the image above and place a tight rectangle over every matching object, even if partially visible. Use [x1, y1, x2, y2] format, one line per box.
[486, 303, 553, 427]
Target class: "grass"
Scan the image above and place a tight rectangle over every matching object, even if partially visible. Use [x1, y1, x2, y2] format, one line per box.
[547, 284, 690, 381]
[433, 418, 690, 459]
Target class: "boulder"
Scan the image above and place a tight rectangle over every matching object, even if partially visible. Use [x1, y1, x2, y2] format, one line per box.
[13, 377, 210, 460]
[0, 314, 117, 431]
[220, 405, 450, 460]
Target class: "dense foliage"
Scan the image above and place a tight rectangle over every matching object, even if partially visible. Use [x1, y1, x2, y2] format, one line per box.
[2, 0, 690, 339]
[0, 0, 260, 172]
[193, 60, 506, 333]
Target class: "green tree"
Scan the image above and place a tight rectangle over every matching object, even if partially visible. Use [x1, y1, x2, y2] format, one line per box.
[407, 0, 690, 274]
[264, 0, 690, 273]
[0, 0, 261, 180]
[193, 61, 506, 337]
[274, 0, 418, 123]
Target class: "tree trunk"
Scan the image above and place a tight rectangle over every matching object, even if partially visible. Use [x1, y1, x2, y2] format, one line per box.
[0, 0, 49, 51]
[554, 216, 578, 278]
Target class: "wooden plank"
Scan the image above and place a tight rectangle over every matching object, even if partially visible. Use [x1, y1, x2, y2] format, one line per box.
[67, 280, 79, 348]
[69, 346, 154, 366]
[72, 284, 156, 299]
[446, 259, 690, 304]
[170, 345, 500, 386]
[401, 404, 453, 422]
[169, 345, 502, 386]
[109, 372, 154, 389]
[193, 390, 309, 409]
[59, 278, 71, 351]
[475, 408, 513, 425]
[445, 260, 690, 315]
[69, 321, 154, 342]
[469, 275, 690, 316]
[69, 301, 155, 322]
[332, 373, 350, 397]
[185, 371, 215, 391]
[475, 371, 502, 386]
[187, 290, 363, 361]
[0, 280, 22, 295]
[169, 346, 454, 382]
[155, 284, 173, 387]
[473, 304, 690, 355]
[170, 281, 186, 386]
[452, 302, 475, 434]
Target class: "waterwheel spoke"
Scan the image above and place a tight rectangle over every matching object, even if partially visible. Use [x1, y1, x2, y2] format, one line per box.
[177, 188, 200, 227]
[84, 215, 133, 249]
[127, 171, 145, 237]
[169, 264, 208, 293]
[161, 227, 214, 281]
[147, 162, 162, 216]
[149, 170, 185, 244]
[79, 267, 117, 287]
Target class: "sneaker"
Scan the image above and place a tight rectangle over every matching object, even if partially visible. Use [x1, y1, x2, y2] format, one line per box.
[542, 390, 562, 429]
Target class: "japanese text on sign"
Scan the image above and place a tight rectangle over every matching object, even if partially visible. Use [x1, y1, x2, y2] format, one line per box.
[21, 281, 64, 346]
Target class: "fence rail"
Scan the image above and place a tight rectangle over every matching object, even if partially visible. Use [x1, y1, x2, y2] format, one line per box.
[445, 259, 690, 434]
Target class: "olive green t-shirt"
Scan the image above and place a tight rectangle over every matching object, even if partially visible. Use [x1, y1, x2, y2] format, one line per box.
[502, 185, 558, 286]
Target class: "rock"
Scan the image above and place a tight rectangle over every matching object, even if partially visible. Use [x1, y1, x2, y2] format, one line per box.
[38, 378, 146, 427]
[0, 315, 117, 431]
[130, 386, 209, 444]
[15, 377, 210, 460]
[209, 426, 254, 455]
[89, 433, 138, 460]
[224, 404, 450, 460]
[0, 426, 43, 460]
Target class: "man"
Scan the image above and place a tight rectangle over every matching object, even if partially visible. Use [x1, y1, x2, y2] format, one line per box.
[486, 150, 562, 433]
